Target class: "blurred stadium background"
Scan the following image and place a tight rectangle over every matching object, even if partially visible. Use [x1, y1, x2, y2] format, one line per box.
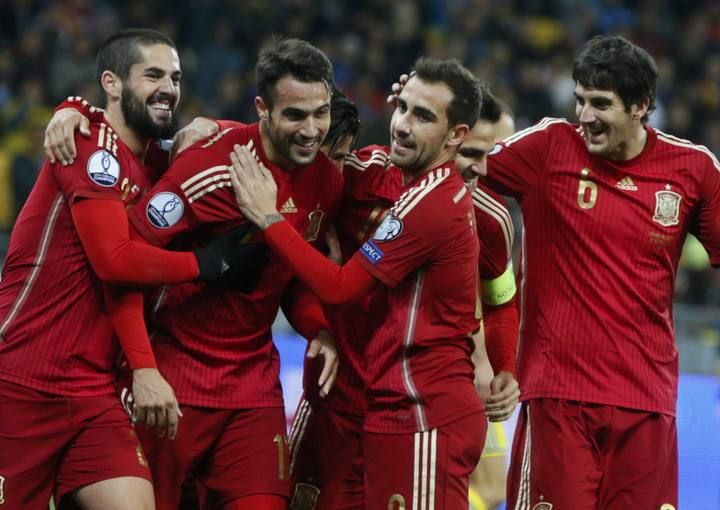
[0, 0, 718, 508]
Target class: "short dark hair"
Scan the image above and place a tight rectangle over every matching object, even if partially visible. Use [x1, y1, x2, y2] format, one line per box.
[572, 35, 658, 122]
[96, 28, 176, 105]
[478, 86, 502, 123]
[412, 57, 481, 128]
[256, 38, 333, 111]
[324, 84, 361, 153]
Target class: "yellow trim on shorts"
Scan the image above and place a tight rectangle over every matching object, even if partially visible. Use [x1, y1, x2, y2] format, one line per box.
[481, 263, 516, 306]
[481, 421, 508, 458]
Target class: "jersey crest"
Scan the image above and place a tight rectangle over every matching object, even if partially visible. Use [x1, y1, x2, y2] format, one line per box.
[289, 482, 320, 510]
[652, 189, 681, 227]
[304, 208, 325, 242]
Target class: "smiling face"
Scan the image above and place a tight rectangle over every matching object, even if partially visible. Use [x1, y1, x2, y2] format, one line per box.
[257, 76, 331, 169]
[121, 43, 181, 139]
[389, 76, 459, 175]
[574, 83, 648, 161]
[455, 119, 496, 188]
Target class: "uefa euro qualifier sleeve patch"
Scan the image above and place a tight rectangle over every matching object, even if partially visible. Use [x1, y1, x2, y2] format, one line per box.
[146, 192, 184, 229]
[372, 214, 403, 242]
[87, 150, 120, 187]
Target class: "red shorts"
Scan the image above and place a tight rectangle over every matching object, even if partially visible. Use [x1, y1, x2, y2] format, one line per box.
[0, 379, 150, 509]
[507, 399, 678, 510]
[288, 398, 364, 509]
[364, 412, 486, 510]
[138, 404, 290, 510]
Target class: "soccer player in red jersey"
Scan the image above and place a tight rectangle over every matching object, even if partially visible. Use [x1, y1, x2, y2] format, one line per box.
[457, 93, 520, 510]
[228, 58, 491, 510]
[0, 29, 192, 510]
[480, 36, 720, 509]
[111, 39, 342, 510]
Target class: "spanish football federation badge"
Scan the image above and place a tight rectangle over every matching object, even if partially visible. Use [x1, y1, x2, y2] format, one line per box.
[289, 482, 320, 510]
[304, 209, 325, 242]
[653, 188, 681, 227]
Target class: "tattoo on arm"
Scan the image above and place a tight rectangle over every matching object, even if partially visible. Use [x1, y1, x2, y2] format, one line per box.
[260, 213, 284, 230]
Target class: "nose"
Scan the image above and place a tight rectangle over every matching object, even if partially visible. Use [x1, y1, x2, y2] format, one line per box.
[158, 75, 176, 95]
[578, 103, 595, 124]
[393, 112, 411, 139]
[299, 117, 319, 139]
[471, 161, 487, 177]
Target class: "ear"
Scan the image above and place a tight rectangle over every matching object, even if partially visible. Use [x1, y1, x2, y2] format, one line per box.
[255, 96, 269, 121]
[631, 97, 650, 121]
[101, 70, 121, 102]
[446, 123, 470, 148]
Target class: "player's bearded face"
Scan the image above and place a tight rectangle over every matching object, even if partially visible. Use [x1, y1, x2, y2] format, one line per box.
[262, 77, 331, 168]
[122, 44, 181, 140]
[390, 77, 454, 174]
[575, 84, 639, 160]
[122, 84, 179, 140]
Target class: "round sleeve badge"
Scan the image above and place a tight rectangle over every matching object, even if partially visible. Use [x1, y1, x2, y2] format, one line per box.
[372, 214, 403, 242]
[87, 150, 120, 187]
[146, 192, 185, 229]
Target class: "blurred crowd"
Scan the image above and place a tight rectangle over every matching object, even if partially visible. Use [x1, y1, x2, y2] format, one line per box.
[1, 0, 719, 307]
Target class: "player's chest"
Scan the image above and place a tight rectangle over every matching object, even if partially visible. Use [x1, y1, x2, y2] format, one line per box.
[539, 161, 698, 247]
[274, 177, 331, 244]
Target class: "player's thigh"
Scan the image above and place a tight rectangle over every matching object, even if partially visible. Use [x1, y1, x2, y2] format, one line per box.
[200, 406, 291, 506]
[0, 380, 71, 510]
[364, 412, 485, 510]
[56, 395, 152, 504]
[507, 399, 602, 510]
[73, 476, 154, 510]
[289, 402, 364, 510]
[138, 405, 227, 510]
[600, 409, 678, 509]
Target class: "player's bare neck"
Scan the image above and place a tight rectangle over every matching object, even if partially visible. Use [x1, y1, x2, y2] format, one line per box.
[609, 124, 648, 162]
[259, 121, 295, 172]
[103, 108, 149, 161]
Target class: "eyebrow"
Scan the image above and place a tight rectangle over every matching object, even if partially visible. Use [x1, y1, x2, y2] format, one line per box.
[458, 147, 486, 156]
[143, 66, 181, 77]
[574, 92, 613, 105]
[282, 103, 330, 116]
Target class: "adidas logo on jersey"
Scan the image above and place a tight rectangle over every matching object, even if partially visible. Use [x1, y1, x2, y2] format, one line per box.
[280, 197, 298, 213]
[615, 176, 638, 191]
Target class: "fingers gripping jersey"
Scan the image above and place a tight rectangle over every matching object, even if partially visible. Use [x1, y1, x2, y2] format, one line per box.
[486, 118, 720, 414]
[128, 122, 343, 408]
[355, 163, 483, 433]
[0, 122, 153, 396]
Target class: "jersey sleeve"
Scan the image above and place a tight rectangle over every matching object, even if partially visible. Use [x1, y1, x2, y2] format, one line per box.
[690, 158, 720, 267]
[485, 117, 555, 200]
[128, 132, 245, 247]
[53, 125, 129, 204]
[55, 96, 105, 122]
[354, 174, 463, 288]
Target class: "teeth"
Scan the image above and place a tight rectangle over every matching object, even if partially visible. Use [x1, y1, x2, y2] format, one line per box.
[150, 103, 170, 111]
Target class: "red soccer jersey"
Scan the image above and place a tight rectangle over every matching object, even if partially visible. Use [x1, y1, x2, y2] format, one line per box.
[0, 122, 153, 396]
[354, 162, 483, 433]
[486, 118, 720, 415]
[128, 122, 342, 408]
[473, 184, 514, 284]
[304, 146, 404, 416]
